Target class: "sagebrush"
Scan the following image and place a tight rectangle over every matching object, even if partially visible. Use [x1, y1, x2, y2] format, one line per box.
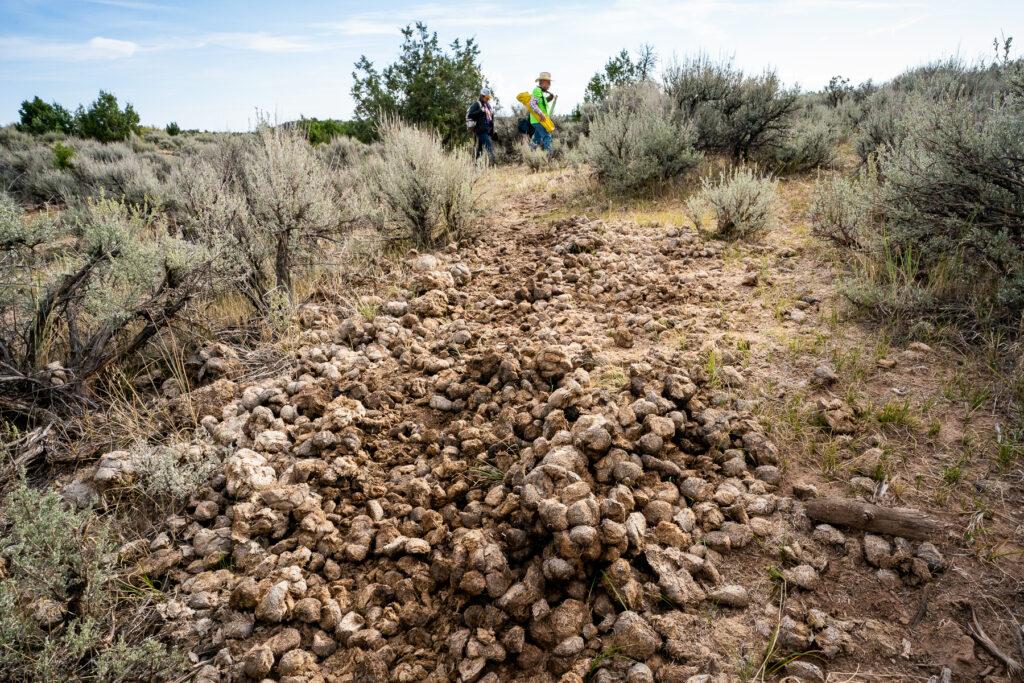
[686, 166, 778, 240]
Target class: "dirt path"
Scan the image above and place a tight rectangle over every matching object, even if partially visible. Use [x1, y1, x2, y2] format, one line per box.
[149, 168, 1022, 683]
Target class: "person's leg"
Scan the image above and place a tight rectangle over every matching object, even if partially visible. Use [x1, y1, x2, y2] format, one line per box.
[540, 128, 552, 152]
[481, 132, 494, 162]
[474, 134, 483, 159]
[531, 122, 545, 149]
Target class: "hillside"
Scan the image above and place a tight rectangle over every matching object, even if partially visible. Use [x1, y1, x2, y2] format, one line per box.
[36, 166, 1020, 682]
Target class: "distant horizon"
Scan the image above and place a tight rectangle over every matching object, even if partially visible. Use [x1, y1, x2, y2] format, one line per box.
[2, 0, 1020, 132]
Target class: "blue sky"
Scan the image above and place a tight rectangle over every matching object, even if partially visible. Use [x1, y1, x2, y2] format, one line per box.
[1, 0, 1020, 130]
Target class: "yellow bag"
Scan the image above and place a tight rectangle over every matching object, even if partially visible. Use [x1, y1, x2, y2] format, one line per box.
[517, 91, 555, 133]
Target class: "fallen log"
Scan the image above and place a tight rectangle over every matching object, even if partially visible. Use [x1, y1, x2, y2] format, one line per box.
[804, 497, 941, 540]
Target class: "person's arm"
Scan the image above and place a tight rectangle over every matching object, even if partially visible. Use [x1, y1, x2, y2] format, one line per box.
[466, 102, 482, 129]
[528, 91, 548, 122]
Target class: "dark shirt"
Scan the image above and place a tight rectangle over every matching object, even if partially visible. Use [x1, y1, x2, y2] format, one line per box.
[467, 99, 493, 135]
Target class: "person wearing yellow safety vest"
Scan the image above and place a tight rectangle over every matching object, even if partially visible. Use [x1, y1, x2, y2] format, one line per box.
[529, 71, 557, 152]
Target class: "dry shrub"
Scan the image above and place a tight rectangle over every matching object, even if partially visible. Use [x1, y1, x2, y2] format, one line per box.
[809, 167, 877, 249]
[362, 118, 480, 248]
[0, 481, 183, 680]
[686, 166, 778, 240]
[170, 125, 352, 311]
[664, 54, 799, 161]
[582, 82, 701, 192]
[0, 193, 221, 418]
[759, 112, 838, 174]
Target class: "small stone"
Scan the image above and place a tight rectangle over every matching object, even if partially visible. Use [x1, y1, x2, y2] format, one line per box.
[553, 636, 585, 657]
[876, 568, 901, 589]
[863, 535, 892, 568]
[255, 581, 290, 622]
[242, 645, 274, 679]
[812, 366, 838, 386]
[786, 659, 825, 681]
[707, 585, 749, 608]
[812, 524, 846, 546]
[626, 662, 655, 683]
[612, 611, 661, 659]
[915, 542, 945, 572]
[783, 564, 819, 591]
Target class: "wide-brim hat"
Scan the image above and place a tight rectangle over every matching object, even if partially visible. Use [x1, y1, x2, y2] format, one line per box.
[536, 72, 552, 82]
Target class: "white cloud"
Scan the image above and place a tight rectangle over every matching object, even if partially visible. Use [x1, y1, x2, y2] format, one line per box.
[865, 13, 931, 37]
[199, 32, 326, 53]
[0, 35, 139, 61]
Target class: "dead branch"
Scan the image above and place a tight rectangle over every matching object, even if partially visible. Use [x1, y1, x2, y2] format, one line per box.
[804, 497, 943, 540]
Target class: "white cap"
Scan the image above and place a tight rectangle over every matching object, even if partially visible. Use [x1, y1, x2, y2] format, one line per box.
[480, 87, 492, 97]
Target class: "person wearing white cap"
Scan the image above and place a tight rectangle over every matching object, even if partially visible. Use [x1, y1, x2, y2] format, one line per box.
[466, 87, 495, 162]
[529, 72, 556, 152]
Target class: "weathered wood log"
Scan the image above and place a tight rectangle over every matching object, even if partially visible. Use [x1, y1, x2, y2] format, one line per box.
[804, 497, 941, 540]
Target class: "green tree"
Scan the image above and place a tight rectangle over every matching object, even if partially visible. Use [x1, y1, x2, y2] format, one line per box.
[585, 44, 658, 103]
[351, 22, 484, 145]
[165, 121, 181, 136]
[74, 90, 141, 142]
[16, 96, 74, 135]
[296, 117, 361, 145]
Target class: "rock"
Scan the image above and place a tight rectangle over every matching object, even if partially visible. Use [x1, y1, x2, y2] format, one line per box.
[862, 535, 892, 568]
[93, 450, 136, 489]
[61, 478, 98, 508]
[552, 636, 585, 657]
[812, 524, 846, 545]
[612, 611, 661, 659]
[224, 449, 277, 498]
[915, 542, 945, 572]
[242, 645, 274, 679]
[876, 568, 901, 589]
[719, 366, 744, 387]
[30, 598, 65, 628]
[626, 662, 655, 683]
[812, 366, 838, 386]
[783, 564, 819, 591]
[255, 581, 291, 622]
[786, 659, 825, 681]
[707, 585, 749, 608]
[645, 547, 706, 606]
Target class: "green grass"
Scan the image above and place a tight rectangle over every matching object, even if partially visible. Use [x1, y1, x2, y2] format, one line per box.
[595, 366, 628, 391]
[356, 300, 379, 321]
[704, 347, 721, 387]
[466, 463, 504, 488]
[941, 456, 968, 486]
[875, 399, 917, 428]
[995, 429, 1023, 471]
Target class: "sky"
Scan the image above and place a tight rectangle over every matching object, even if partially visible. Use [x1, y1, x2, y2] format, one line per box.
[1, 0, 1020, 131]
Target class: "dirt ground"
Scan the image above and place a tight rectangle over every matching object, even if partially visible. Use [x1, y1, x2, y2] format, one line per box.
[86, 164, 1023, 682]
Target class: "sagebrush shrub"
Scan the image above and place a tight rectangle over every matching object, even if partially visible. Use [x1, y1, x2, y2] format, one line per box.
[854, 90, 917, 162]
[872, 94, 1024, 326]
[0, 481, 182, 680]
[519, 141, 550, 172]
[133, 442, 219, 504]
[363, 118, 480, 248]
[582, 83, 702, 192]
[1, 194, 222, 416]
[73, 147, 163, 207]
[664, 54, 799, 161]
[686, 166, 778, 240]
[171, 125, 351, 310]
[759, 112, 837, 174]
[809, 169, 877, 249]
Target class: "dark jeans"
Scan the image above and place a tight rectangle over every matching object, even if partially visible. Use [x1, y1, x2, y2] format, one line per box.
[475, 132, 494, 161]
[531, 122, 552, 152]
